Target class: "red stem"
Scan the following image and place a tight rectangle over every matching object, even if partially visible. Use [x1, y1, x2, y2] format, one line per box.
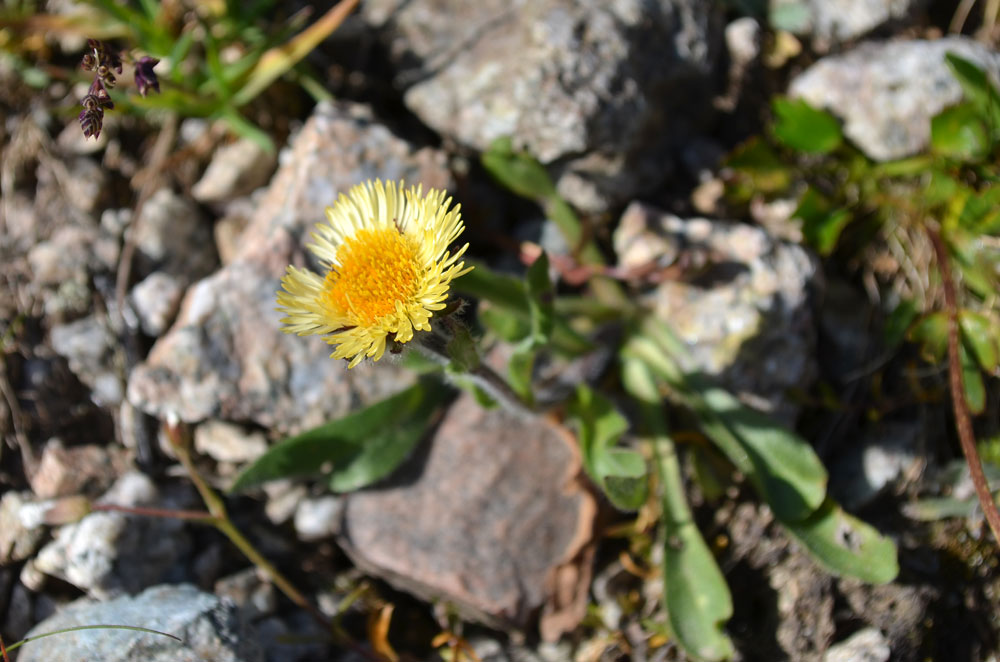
[928, 228, 1000, 543]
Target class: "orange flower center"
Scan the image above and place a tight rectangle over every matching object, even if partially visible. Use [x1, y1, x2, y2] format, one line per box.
[319, 226, 420, 326]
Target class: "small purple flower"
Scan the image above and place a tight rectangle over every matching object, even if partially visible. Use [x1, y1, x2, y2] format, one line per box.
[134, 56, 160, 97]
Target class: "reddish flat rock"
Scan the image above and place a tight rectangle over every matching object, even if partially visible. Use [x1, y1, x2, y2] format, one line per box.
[337, 393, 597, 640]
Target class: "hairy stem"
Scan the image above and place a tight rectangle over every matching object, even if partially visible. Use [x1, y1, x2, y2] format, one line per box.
[928, 228, 1000, 542]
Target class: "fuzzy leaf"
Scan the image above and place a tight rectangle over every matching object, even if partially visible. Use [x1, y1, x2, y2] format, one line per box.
[783, 498, 899, 584]
[568, 385, 648, 510]
[230, 380, 452, 493]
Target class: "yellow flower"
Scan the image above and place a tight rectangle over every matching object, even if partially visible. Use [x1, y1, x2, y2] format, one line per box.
[277, 179, 471, 368]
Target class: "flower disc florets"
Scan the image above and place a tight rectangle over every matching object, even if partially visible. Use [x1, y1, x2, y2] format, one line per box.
[277, 179, 471, 368]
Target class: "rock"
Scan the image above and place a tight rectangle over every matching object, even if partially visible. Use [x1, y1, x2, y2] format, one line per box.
[2, 580, 34, 643]
[192, 137, 277, 204]
[0, 491, 46, 563]
[49, 313, 122, 406]
[27, 226, 98, 285]
[789, 37, 1000, 161]
[771, 0, 923, 48]
[828, 420, 922, 510]
[262, 481, 307, 526]
[130, 271, 185, 337]
[293, 496, 342, 542]
[128, 101, 451, 434]
[337, 393, 597, 640]
[824, 627, 891, 662]
[365, 0, 721, 212]
[17, 584, 264, 662]
[194, 420, 268, 464]
[132, 188, 217, 283]
[614, 202, 818, 425]
[215, 567, 277, 621]
[33, 472, 189, 599]
[28, 438, 123, 498]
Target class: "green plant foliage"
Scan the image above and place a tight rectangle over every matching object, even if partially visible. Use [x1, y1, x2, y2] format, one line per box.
[622, 319, 899, 583]
[725, 52, 1000, 417]
[229, 379, 453, 493]
[945, 52, 1000, 133]
[931, 102, 990, 160]
[793, 187, 852, 255]
[622, 358, 735, 660]
[524, 251, 555, 348]
[783, 498, 899, 584]
[567, 385, 648, 511]
[771, 97, 843, 154]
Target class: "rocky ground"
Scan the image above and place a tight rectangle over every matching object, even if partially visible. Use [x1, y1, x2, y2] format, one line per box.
[1, 1, 999, 661]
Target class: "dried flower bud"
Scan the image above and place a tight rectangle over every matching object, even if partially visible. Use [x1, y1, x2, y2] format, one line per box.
[79, 107, 104, 139]
[134, 56, 160, 97]
[81, 53, 96, 70]
[102, 71, 117, 88]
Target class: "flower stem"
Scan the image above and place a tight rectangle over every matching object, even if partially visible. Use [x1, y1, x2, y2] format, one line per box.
[163, 421, 333, 631]
[417, 324, 534, 417]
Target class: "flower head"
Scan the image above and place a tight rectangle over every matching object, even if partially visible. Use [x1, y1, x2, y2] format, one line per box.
[277, 179, 471, 368]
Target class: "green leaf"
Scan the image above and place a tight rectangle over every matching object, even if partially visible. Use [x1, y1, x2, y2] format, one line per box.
[769, 1, 811, 32]
[950, 231, 1000, 299]
[793, 187, 852, 255]
[944, 52, 1000, 135]
[903, 495, 977, 521]
[624, 358, 734, 660]
[454, 263, 528, 314]
[692, 380, 828, 521]
[567, 385, 648, 511]
[481, 137, 557, 199]
[908, 311, 949, 363]
[525, 251, 555, 347]
[883, 299, 918, 350]
[783, 498, 899, 584]
[662, 516, 736, 661]
[455, 262, 593, 356]
[961, 344, 987, 415]
[230, 380, 453, 493]
[624, 326, 827, 522]
[507, 348, 536, 405]
[931, 102, 989, 161]
[960, 310, 1000, 372]
[772, 97, 843, 154]
[724, 136, 792, 198]
[958, 186, 1000, 234]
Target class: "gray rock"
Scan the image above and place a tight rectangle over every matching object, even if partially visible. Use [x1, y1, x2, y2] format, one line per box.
[215, 568, 277, 622]
[771, 0, 922, 47]
[0, 491, 45, 564]
[192, 137, 277, 204]
[824, 627, 891, 662]
[789, 37, 1000, 161]
[17, 584, 263, 662]
[33, 472, 189, 599]
[130, 271, 184, 337]
[293, 496, 342, 542]
[365, 0, 721, 212]
[614, 202, 818, 425]
[829, 420, 922, 510]
[337, 392, 597, 640]
[127, 101, 450, 434]
[194, 420, 268, 464]
[50, 314, 122, 406]
[133, 188, 216, 283]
